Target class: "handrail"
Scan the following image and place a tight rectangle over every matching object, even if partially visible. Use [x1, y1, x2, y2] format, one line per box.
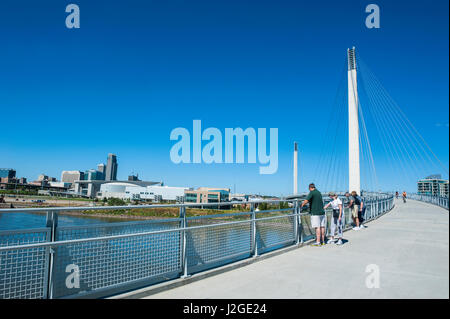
[0, 213, 300, 252]
[0, 199, 289, 213]
[407, 193, 449, 210]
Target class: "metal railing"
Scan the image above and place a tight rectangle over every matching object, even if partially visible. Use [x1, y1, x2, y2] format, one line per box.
[407, 193, 449, 210]
[0, 193, 394, 299]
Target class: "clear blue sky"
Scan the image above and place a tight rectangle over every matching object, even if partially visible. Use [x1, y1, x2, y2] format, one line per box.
[0, 0, 448, 195]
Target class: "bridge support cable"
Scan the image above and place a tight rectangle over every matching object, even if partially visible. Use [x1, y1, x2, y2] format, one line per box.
[359, 55, 448, 176]
[358, 67, 406, 188]
[361, 58, 442, 181]
[354, 68, 379, 192]
[321, 88, 347, 192]
[358, 62, 417, 188]
[356, 53, 448, 190]
[313, 58, 348, 192]
[359, 57, 429, 179]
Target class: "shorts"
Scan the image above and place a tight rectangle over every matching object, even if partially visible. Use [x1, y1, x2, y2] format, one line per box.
[311, 215, 326, 228]
[351, 205, 360, 218]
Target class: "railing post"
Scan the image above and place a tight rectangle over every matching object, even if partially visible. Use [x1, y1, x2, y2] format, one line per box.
[45, 210, 58, 299]
[370, 200, 373, 219]
[298, 202, 304, 244]
[373, 197, 378, 217]
[373, 198, 376, 217]
[294, 200, 299, 245]
[180, 206, 189, 278]
[251, 203, 258, 257]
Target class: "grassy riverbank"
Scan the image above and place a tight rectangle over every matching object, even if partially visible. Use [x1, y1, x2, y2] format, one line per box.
[75, 206, 251, 219]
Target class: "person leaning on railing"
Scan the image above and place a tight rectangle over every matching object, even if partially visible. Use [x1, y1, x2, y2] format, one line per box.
[301, 183, 326, 246]
[356, 193, 367, 229]
[345, 191, 361, 230]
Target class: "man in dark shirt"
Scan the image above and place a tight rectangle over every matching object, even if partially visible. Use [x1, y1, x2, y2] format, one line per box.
[301, 183, 325, 246]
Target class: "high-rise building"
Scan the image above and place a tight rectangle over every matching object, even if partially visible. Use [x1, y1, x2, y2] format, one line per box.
[83, 169, 104, 181]
[417, 175, 449, 197]
[0, 169, 16, 179]
[61, 171, 84, 184]
[97, 163, 106, 180]
[105, 154, 118, 181]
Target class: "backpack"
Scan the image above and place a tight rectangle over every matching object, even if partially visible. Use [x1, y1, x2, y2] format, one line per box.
[354, 196, 361, 206]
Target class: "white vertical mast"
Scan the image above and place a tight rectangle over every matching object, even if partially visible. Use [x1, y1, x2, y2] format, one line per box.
[348, 47, 360, 194]
[293, 142, 298, 194]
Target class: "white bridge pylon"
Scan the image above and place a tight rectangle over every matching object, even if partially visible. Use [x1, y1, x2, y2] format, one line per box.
[348, 47, 360, 195]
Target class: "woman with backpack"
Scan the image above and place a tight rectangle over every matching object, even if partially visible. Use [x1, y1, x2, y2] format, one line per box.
[324, 192, 344, 245]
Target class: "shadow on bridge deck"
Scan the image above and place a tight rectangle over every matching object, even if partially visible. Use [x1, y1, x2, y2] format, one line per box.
[118, 199, 449, 299]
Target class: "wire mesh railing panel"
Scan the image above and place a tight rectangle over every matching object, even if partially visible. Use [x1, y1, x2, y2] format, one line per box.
[51, 230, 182, 298]
[186, 222, 252, 272]
[256, 215, 296, 253]
[299, 214, 314, 241]
[0, 229, 50, 299]
[187, 212, 252, 226]
[56, 218, 182, 241]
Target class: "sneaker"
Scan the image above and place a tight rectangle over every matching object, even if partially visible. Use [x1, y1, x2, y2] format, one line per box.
[360, 225, 367, 229]
[352, 226, 360, 230]
[327, 238, 336, 244]
[311, 242, 321, 247]
[335, 239, 343, 245]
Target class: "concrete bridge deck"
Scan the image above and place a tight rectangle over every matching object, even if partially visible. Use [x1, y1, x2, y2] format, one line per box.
[143, 199, 449, 299]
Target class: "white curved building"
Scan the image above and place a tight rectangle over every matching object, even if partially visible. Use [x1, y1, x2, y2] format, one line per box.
[97, 182, 188, 202]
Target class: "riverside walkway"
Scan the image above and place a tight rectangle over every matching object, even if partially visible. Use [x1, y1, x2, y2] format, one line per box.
[141, 199, 448, 299]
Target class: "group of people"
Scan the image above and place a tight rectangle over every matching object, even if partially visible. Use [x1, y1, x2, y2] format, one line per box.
[300, 183, 366, 247]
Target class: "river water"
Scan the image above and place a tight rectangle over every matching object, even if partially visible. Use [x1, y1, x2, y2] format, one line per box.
[0, 211, 128, 231]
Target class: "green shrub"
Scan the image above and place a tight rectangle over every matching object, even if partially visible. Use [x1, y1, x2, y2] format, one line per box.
[107, 197, 126, 206]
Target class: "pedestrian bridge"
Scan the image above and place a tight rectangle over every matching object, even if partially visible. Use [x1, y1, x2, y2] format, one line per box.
[118, 199, 449, 299]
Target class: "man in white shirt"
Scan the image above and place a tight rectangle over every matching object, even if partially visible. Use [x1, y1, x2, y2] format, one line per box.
[324, 192, 344, 245]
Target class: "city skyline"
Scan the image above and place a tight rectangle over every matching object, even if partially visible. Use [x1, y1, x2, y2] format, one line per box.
[0, 0, 448, 195]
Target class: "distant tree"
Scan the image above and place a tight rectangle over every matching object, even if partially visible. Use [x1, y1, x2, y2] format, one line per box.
[279, 201, 289, 209]
[259, 202, 268, 211]
[107, 197, 126, 206]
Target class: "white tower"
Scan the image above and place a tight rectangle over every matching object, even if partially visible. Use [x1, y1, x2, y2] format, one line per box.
[293, 142, 298, 194]
[348, 47, 360, 194]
